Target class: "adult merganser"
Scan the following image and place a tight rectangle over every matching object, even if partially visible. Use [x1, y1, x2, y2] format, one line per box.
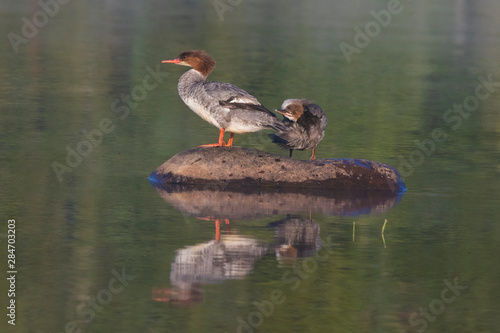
[269, 99, 328, 160]
[162, 50, 284, 147]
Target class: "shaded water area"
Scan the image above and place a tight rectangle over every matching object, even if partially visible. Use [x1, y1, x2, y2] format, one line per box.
[1, 0, 500, 332]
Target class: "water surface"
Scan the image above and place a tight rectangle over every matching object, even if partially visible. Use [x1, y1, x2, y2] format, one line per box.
[1, 0, 500, 332]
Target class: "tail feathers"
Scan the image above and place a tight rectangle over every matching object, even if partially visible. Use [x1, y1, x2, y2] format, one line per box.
[269, 125, 311, 151]
[268, 132, 295, 150]
[268, 119, 287, 132]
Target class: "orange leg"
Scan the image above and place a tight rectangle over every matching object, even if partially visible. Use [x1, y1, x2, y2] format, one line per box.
[226, 132, 235, 146]
[151, 287, 171, 302]
[215, 219, 221, 241]
[199, 128, 226, 147]
[310, 146, 317, 160]
[197, 217, 230, 241]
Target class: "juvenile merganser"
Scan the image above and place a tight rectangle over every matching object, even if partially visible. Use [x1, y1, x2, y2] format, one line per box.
[162, 50, 284, 147]
[269, 99, 328, 160]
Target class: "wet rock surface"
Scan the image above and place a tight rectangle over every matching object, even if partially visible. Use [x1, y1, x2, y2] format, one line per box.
[150, 147, 407, 192]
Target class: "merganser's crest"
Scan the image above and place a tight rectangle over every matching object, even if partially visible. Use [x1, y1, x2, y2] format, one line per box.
[176, 50, 216, 77]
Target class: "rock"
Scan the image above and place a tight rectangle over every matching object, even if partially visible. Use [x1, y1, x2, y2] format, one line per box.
[149, 147, 407, 192]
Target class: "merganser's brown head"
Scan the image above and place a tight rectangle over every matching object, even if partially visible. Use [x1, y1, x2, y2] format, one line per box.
[162, 50, 216, 77]
[276, 99, 307, 121]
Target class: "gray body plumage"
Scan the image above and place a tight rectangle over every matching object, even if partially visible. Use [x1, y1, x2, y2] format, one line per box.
[177, 69, 284, 134]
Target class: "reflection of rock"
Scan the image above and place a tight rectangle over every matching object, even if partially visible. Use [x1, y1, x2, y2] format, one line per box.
[153, 186, 403, 219]
[153, 234, 268, 304]
[270, 217, 322, 262]
[150, 147, 407, 192]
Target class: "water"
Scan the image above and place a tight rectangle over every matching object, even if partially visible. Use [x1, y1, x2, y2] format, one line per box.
[1, 0, 500, 332]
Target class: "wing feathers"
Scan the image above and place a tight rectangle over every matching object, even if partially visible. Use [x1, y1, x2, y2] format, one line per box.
[203, 81, 276, 117]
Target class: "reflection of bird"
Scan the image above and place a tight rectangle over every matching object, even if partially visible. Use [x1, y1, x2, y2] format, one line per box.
[170, 235, 268, 282]
[152, 283, 204, 306]
[152, 234, 268, 305]
[269, 99, 328, 159]
[162, 50, 284, 147]
[270, 216, 322, 263]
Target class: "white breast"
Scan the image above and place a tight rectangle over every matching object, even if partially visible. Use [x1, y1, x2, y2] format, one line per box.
[183, 97, 222, 129]
[225, 122, 265, 134]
